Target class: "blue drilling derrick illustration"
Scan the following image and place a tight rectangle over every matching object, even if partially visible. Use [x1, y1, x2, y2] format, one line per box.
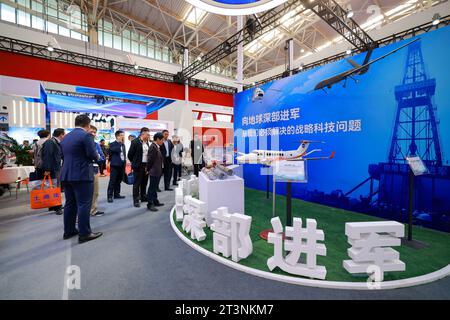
[343, 39, 450, 231]
[389, 40, 442, 166]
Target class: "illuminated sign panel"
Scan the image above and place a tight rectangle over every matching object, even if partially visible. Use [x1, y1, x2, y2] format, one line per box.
[185, 0, 288, 15]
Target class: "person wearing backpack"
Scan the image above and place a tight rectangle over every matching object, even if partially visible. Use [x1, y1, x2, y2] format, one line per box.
[32, 129, 50, 178]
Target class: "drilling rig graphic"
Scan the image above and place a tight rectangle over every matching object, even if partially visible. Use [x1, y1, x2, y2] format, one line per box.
[389, 40, 441, 166]
[345, 39, 450, 231]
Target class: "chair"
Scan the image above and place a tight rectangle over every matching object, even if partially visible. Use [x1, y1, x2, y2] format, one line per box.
[15, 177, 29, 199]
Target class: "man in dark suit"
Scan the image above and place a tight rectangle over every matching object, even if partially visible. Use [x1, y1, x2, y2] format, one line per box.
[159, 129, 174, 191]
[60, 115, 102, 244]
[107, 130, 126, 203]
[146, 132, 164, 212]
[41, 128, 65, 215]
[190, 133, 205, 177]
[128, 127, 150, 207]
[98, 139, 108, 177]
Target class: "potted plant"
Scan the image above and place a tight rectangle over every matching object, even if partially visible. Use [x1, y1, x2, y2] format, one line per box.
[7, 136, 33, 166]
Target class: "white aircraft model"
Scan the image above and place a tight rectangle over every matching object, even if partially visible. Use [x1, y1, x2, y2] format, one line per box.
[236, 140, 335, 166]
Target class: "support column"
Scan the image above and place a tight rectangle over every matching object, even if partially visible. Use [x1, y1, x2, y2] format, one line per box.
[178, 48, 193, 146]
[287, 38, 294, 76]
[184, 48, 189, 100]
[88, 25, 98, 45]
[236, 16, 244, 92]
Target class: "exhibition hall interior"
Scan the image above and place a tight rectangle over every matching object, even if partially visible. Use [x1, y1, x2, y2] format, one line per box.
[1, 0, 450, 301]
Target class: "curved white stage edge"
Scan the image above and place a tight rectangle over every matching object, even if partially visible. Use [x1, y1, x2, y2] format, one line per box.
[170, 206, 450, 290]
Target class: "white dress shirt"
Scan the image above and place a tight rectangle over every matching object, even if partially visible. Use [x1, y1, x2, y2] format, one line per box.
[142, 140, 149, 163]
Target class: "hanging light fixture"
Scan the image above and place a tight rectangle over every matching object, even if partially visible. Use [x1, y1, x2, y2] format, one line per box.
[432, 13, 441, 26]
[346, 9, 354, 19]
[346, 48, 352, 55]
[47, 42, 54, 52]
[134, 63, 139, 70]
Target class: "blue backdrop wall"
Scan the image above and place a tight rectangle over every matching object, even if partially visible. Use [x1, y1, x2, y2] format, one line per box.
[234, 26, 450, 231]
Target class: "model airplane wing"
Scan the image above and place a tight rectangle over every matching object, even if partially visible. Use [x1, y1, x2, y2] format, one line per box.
[314, 38, 419, 91]
[303, 151, 336, 161]
[352, 38, 419, 72]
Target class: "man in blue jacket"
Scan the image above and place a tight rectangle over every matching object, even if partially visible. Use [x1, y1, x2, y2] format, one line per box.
[60, 115, 102, 244]
[41, 128, 65, 215]
[107, 130, 126, 203]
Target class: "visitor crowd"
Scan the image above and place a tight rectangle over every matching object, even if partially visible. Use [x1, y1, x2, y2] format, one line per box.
[20, 114, 205, 244]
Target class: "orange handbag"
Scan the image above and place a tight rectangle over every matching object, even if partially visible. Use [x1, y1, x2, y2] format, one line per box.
[30, 175, 62, 209]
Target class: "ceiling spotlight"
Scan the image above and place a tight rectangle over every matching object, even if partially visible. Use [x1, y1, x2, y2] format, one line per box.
[432, 13, 441, 26]
[346, 48, 352, 55]
[299, 63, 305, 70]
[223, 41, 232, 54]
[47, 42, 54, 52]
[197, 55, 202, 61]
[346, 9, 354, 19]
[300, 48, 305, 53]
[205, 79, 209, 84]
[134, 63, 139, 70]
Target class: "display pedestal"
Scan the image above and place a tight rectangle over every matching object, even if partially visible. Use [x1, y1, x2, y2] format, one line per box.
[199, 172, 245, 226]
[401, 171, 428, 249]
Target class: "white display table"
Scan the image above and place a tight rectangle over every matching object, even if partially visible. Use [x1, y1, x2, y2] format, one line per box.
[0, 166, 34, 184]
[199, 171, 245, 226]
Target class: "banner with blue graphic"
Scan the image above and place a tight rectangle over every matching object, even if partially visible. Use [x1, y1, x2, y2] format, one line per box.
[234, 26, 450, 231]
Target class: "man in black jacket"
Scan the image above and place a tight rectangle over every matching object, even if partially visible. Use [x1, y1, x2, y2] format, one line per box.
[98, 139, 108, 176]
[41, 128, 65, 215]
[159, 129, 174, 191]
[107, 130, 126, 203]
[190, 133, 204, 177]
[146, 132, 164, 212]
[128, 127, 151, 207]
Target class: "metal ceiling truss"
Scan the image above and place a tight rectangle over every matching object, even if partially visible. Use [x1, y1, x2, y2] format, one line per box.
[174, 0, 306, 82]
[79, 0, 186, 56]
[246, 15, 450, 90]
[0, 35, 236, 94]
[177, 0, 379, 82]
[83, 0, 238, 66]
[306, 0, 376, 50]
[242, 19, 323, 75]
[222, 17, 321, 77]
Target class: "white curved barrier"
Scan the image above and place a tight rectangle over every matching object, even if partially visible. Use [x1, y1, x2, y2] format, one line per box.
[170, 206, 450, 290]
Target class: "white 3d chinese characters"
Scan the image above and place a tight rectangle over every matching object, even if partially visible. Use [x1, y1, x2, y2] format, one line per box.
[267, 217, 327, 279]
[174, 187, 184, 222]
[187, 175, 199, 196]
[210, 207, 253, 262]
[343, 221, 405, 281]
[182, 196, 207, 241]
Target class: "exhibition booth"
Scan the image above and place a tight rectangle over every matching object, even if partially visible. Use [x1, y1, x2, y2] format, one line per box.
[171, 25, 450, 290]
[1, 16, 449, 294]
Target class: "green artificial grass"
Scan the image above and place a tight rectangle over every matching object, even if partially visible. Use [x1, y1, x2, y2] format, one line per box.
[174, 188, 450, 282]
